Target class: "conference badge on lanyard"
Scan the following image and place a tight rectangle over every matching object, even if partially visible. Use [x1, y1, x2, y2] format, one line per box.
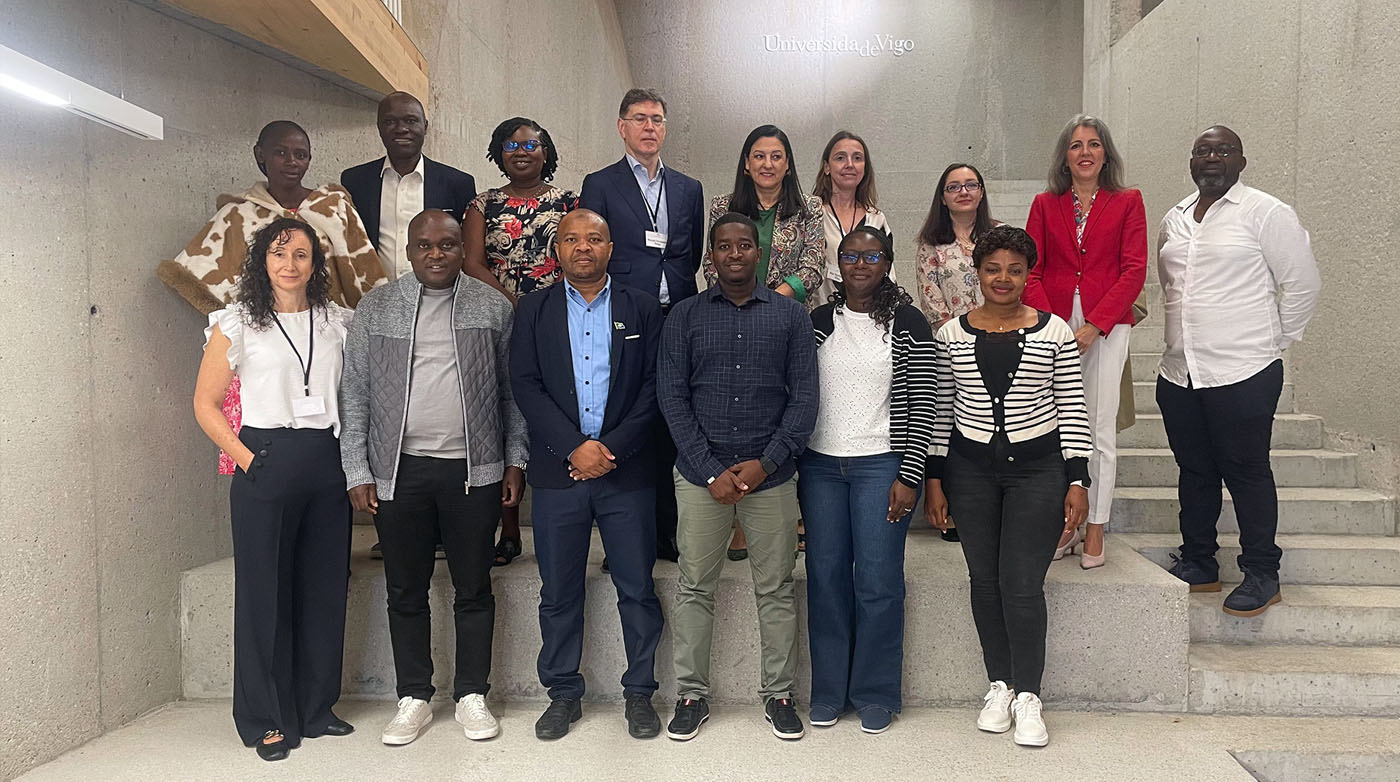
[272, 312, 326, 418]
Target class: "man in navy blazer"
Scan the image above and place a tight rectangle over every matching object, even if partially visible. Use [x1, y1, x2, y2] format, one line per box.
[509, 209, 666, 742]
[579, 88, 704, 561]
[342, 92, 476, 281]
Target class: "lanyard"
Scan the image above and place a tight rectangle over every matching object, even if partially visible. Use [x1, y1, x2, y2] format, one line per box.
[644, 171, 666, 231]
[271, 311, 314, 397]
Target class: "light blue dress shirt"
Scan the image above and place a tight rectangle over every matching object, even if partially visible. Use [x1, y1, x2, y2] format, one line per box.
[565, 276, 614, 438]
[626, 153, 670, 304]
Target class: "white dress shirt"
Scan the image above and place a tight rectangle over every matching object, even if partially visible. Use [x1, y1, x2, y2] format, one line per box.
[1157, 181, 1321, 389]
[379, 155, 426, 280]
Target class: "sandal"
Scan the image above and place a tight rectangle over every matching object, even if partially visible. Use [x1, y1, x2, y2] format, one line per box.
[493, 536, 522, 567]
[256, 730, 290, 762]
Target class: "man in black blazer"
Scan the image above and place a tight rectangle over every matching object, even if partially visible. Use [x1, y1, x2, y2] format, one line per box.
[341, 91, 476, 281]
[579, 88, 705, 561]
[509, 209, 666, 742]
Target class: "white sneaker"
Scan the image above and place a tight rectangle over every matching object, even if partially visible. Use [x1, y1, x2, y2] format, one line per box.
[455, 693, 500, 740]
[977, 681, 1014, 733]
[1011, 692, 1049, 747]
[381, 696, 433, 745]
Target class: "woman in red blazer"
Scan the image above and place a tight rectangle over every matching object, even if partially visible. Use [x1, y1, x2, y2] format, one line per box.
[1024, 115, 1147, 570]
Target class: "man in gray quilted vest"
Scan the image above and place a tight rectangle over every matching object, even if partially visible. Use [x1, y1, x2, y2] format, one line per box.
[340, 209, 528, 746]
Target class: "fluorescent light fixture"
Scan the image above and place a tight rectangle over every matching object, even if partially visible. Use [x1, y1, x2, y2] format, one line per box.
[0, 43, 163, 140]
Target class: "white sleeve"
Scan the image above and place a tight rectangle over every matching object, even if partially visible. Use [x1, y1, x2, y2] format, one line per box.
[1259, 204, 1321, 350]
[204, 307, 243, 370]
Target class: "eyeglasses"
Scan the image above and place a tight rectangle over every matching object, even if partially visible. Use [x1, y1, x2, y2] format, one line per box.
[1191, 144, 1239, 159]
[943, 181, 982, 194]
[623, 114, 667, 128]
[503, 139, 543, 152]
[837, 251, 886, 266]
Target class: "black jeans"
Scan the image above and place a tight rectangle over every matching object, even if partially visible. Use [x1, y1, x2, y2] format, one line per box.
[944, 447, 1067, 696]
[230, 426, 351, 747]
[374, 455, 501, 701]
[1156, 360, 1284, 579]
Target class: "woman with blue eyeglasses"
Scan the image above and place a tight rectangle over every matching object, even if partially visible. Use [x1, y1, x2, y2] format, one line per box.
[800, 226, 936, 734]
[463, 116, 579, 307]
[463, 116, 579, 567]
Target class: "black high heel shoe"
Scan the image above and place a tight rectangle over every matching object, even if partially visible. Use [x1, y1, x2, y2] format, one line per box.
[255, 730, 290, 762]
[322, 715, 355, 736]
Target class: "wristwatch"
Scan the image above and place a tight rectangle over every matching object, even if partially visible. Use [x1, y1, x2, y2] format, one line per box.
[758, 456, 778, 475]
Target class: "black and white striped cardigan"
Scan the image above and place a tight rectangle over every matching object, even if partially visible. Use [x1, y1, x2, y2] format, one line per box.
[927, 312, 1093, 482]
[811, 303, 937, 488]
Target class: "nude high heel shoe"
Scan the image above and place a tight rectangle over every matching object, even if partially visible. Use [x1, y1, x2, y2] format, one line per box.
[1053, 526, 1084, 561]
[1080, 526, 1106, 570]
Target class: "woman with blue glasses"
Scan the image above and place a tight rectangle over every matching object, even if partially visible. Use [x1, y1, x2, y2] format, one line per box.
[463, 116, 578, 567]
[800, 226, 936, 734]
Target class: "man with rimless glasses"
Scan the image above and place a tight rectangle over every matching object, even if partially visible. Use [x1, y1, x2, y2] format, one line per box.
[1157, 126, 1321, 617]
[581, 89, 707, 565]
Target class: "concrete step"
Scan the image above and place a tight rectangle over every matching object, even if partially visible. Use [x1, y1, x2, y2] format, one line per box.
[182, 528, 1190, 710]
[1109, 487, 1396, 536]
[1188, 643, 1400, 717]
[1123, 533, 1400, 586]
[1116, 448, 1357, 489]
[1134, 381, 1294, 413]
[1191, 585, 1400, 646]
[1118, 413, 1324, 450]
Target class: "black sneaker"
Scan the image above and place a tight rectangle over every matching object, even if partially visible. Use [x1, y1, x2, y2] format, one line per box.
[666, 698, 709, 741]
[1223, 568, 1281, 617]
[625, 694, 661, 739]
[534, 698, 582, 740]
[1167, 553, 1222, 593]
[764, 697, 804, 740]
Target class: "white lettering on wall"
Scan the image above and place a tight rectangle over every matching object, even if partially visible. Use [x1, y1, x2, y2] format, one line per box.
[761, 33, 915, 57]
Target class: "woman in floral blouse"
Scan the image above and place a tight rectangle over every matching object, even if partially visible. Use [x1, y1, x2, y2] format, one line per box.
[915, 163, 999, 329]
[464, 116, 579, 306]
[463, 116, 578, 566]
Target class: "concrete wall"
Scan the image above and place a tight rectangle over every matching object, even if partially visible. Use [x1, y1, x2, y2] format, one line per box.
[1085, 0, 1400, 490]
[0, 1, 630, 778]
[610, 0, 1083, 281]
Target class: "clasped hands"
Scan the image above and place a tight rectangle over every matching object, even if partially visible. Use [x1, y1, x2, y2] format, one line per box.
[568, 439, 616, 481]
[706, 459, 767, 505]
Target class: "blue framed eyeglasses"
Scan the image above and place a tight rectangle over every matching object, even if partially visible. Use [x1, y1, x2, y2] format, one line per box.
[503, 139, 543, 152]
[837, 251, 886, 266]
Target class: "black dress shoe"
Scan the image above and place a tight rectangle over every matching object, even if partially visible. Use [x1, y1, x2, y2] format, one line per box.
[255, 731, 290, 761]
[656, 542, 680, 562]
[322, 716, 355, 736]
[1223, 568, 1281, 616]
[940, 527, 961, 543]
[764, 697, 805, 740]
[625, 694, 661, 739]
[535, 698, 582, 740]
[666, 698, 709, 741]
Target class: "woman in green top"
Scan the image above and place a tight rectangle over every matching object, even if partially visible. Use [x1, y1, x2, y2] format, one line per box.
[706, 124, 825, 309]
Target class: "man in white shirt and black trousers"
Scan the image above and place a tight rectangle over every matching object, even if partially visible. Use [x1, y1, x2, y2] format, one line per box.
[1156, 126, 1321, 617]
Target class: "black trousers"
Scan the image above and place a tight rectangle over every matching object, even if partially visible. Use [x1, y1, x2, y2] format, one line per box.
[230, 426, 351, 747]
[944, 447, 1067, 696]
[374, 454, 501, 701]
[1156, 360, 1284, 579]
[652, 417, 679, 553]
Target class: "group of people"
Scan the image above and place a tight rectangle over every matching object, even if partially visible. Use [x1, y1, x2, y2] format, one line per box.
[173, 86, 1320, 761]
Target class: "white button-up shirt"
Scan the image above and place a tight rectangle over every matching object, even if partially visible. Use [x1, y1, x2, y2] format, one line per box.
[379, 155, 426, 279]
[1157, 180, 1321, 389]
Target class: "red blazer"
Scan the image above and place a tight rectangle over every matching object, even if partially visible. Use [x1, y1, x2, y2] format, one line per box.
[1023, 188, 1147, 333]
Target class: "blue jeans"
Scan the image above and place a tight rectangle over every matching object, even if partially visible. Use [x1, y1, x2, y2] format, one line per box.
[797, 450, 913, 713]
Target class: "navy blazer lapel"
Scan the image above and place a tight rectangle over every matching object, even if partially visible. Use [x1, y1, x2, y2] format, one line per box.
[608, 290, 627, 390]
[358, 158, 385, 236]
[614, 158, 654, 229]
[662, 168, 682, 251]
[545, 287, 579, 422]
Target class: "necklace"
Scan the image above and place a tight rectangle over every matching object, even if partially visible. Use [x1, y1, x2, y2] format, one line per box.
[505, 181, 550, 199]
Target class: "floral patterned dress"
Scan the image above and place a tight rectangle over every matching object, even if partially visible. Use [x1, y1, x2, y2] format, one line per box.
[915, 238, 982, 326]
[470, 186, 579, 297]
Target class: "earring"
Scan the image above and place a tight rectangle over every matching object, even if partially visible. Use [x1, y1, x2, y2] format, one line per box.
[1062, 163, 1071, 173]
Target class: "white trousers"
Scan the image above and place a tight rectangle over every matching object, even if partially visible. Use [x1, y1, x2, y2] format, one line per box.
[1069, 293, 1131, 527]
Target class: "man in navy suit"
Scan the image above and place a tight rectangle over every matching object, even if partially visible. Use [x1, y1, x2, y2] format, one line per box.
[580, 88, 705, 562]
[342, 91, 477, 281]
[509, 209, 666, 742]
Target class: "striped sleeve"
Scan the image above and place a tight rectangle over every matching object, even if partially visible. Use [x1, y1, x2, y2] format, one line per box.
[890, 309, 937, 487]
[925, 321, 957, 479]
[1049, 323, 1093, 483]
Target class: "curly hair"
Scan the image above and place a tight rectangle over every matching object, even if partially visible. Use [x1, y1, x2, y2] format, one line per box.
[236, 217, 331, 329]
[486, 117, 559, 182]
[971, 224, 1038, 270]
[828, 225, 912, 334]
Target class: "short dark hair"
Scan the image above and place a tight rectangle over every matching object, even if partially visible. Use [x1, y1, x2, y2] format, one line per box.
[254, 120, 309, 174]
[486, 117, 559, 182]
[919, 162, 996, 247]
[619, 88, 667, 117]
[971, 225, 1038, 270]
[708, 211, 759, 247]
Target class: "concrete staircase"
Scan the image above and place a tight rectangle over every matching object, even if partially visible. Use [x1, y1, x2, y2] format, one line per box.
[1114, 288, 1400, 719]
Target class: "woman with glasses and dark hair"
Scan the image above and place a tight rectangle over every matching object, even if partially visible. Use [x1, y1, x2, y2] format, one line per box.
[1024, 115, 1147, 569]
[463, 116, 579, 307]
[916, 163, 1000, 329]
[706, 124, 825, 309]
[193, 218, 358, 761]
[801, 226, 935, 735]
[812, 131, 893, 302]
[925, 225, 1091, 748]
[462, 117, 579, 566]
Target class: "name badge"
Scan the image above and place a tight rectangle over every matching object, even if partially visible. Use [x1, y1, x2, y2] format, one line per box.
[644, 230, 668, 249]
[292, 395, 327, 418]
